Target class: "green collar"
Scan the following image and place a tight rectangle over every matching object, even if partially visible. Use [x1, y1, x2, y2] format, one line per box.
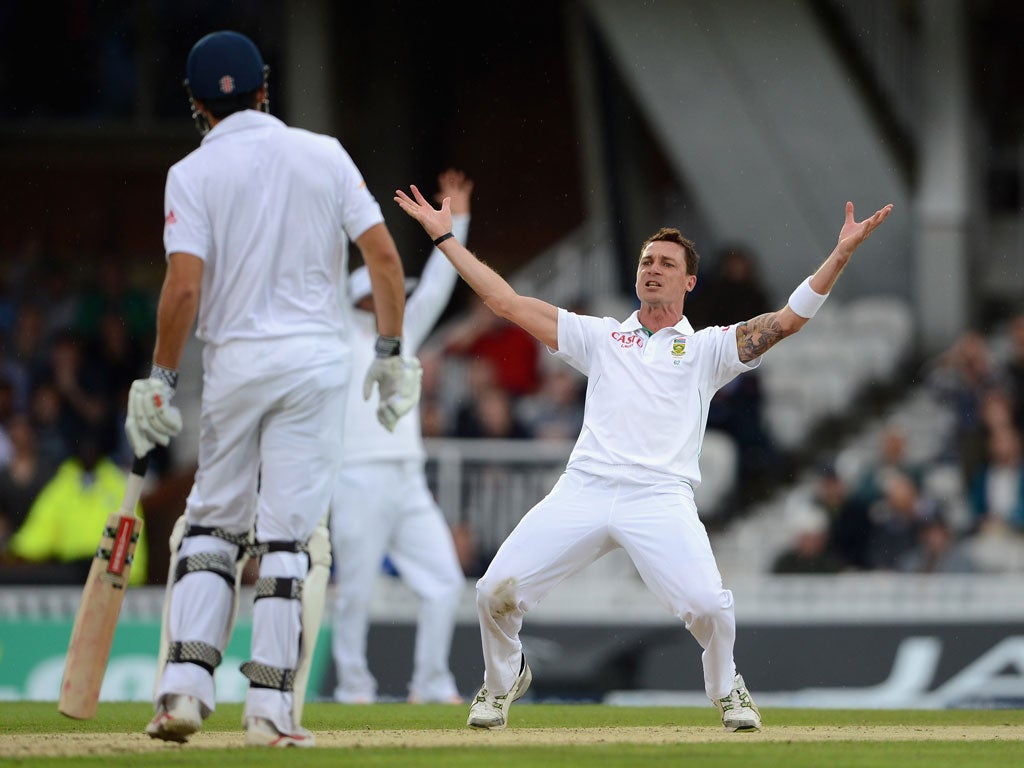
[639, 325, 654, 337]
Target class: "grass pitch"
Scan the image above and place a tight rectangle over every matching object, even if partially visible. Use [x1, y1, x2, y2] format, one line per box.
[1, 701, 1021, 767]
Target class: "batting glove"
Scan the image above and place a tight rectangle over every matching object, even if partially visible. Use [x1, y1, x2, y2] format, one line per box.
[363, 336, 422, 432]
[125, 367, 183, 458]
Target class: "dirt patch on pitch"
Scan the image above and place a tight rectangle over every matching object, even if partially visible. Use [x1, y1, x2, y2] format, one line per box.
[3, 726, 1022, 757]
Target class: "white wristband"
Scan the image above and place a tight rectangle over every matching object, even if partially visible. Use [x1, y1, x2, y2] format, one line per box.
[787, 276, 829, 319]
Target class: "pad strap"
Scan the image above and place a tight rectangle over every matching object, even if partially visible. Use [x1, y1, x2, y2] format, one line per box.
[240, 661, 295, 691]
[254, 576, 303, 601]
[246, 539, 307, 559]
[184, 524, 251, 551]
[174, 550, 236, 589]
[168, 640, 223, 674]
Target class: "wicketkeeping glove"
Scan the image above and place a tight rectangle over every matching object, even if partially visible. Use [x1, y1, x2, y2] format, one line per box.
[363, 336, 422, 432]
[125, 368, 183, 458]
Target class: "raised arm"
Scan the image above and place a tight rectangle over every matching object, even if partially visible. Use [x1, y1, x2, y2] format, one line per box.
[394, 184, 559, 351]
[735, 201, 894, 363]
[403, 169, 473, 351]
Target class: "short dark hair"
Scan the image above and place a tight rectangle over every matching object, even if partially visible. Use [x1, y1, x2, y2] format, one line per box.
[202, 89, 261, 119]
[641, 228, 700, 276]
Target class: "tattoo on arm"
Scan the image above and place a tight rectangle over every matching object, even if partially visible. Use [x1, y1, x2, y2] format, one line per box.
[736, 312, 785, 362]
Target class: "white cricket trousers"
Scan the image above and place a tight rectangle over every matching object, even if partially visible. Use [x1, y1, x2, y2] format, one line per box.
[157, 334, 349, 731]
[330, 460, 463, 702]
[476, 469, 737, 702]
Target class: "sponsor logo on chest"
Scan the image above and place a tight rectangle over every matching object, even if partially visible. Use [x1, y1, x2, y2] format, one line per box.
[611, 331, 645, 349]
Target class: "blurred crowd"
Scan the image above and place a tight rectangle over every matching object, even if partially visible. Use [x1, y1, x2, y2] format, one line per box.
[772, 316, 1024, 575]
[0, 245, 157, 579]
[3, 240, 1023, 582]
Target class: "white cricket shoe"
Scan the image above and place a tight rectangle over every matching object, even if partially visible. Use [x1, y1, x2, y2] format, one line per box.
[244, 717, 315, 748]
[716, 673, 762, 732]
[146, 694, 203, 743]
[467, 656, 532, 730]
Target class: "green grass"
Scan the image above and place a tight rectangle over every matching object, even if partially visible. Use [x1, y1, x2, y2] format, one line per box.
[2, 702, 1022, 768]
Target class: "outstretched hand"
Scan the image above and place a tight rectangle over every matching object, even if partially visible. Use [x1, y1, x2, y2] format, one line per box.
[836, 201, 894, 256]
[395, 185, 452, 242]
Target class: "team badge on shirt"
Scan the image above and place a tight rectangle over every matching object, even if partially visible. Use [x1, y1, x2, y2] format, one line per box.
[671, 336, 687, 366]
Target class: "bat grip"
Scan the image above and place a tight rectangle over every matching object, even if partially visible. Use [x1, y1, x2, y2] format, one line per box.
[121, 454, 150, 514]
[131, 454, 150, 479]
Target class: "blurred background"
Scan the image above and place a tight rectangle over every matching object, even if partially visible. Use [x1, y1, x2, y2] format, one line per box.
[1, 0, 1023, 708]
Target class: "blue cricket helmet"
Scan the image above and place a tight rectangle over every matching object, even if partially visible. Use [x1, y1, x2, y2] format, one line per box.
[185, 30, 266, 101]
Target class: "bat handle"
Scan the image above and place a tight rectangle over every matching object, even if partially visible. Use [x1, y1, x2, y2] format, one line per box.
[131, 454, 150, 479]
[121, 454, 151, 515]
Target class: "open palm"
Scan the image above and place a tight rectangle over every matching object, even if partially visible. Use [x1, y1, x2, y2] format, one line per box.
[836, 201, 894, 255]
[395, 185, 452, 242]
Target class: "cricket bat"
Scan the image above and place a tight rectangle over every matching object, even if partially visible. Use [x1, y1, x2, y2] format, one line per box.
[58, 454, 149, 719]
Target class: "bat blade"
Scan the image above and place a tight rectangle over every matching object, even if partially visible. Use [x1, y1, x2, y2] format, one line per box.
[58, 456, 148, 720]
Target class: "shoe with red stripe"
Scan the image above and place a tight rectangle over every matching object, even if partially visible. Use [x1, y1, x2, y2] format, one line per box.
[146, 694, 204, 743]
[244, 717, 315, 748]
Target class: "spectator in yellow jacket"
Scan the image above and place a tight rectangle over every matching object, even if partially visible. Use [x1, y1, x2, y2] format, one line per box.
[7, 433, 146, 585]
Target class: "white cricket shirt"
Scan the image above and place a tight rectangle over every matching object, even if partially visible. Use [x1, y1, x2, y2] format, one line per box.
[339, 215, 469, 464]
[553, 308, 760, 487]
[163, 110, 384, 345]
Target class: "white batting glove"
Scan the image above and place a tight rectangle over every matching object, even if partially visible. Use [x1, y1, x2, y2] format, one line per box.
[363, 339, 422, 432]
[125, 371, 183, 458]
[377, 357, 422, 432]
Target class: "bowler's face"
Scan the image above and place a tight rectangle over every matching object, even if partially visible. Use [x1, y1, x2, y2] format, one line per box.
[636, 241, 696, 303]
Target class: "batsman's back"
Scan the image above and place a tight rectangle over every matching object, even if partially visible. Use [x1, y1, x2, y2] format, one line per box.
[164, 113, 382, 346]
